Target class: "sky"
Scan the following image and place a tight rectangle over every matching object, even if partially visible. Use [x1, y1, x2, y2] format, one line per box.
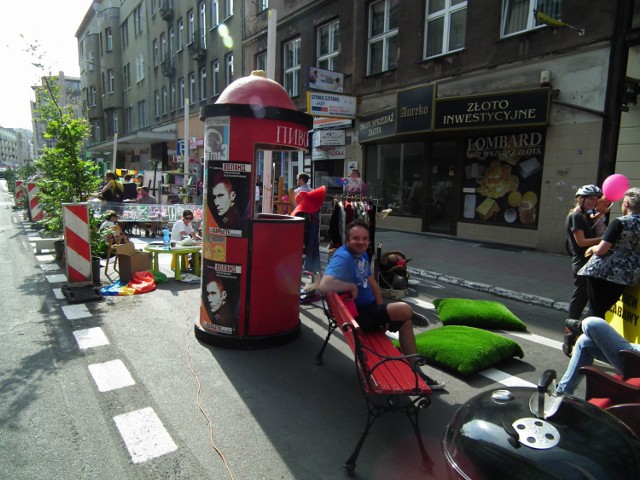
[0, 0, 92, 131]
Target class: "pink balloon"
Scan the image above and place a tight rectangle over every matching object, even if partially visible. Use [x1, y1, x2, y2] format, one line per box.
[602, 174, 630, 201]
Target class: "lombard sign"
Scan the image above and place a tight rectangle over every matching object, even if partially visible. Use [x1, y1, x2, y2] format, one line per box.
[358, 108, 396, 143]
[396, 85, 434, 134]
[307, 92, 357, 119]
[307, 67, 344, 93]
[434, 89, 550, 130]
[312, 145, 346, 161]
[312, 129, 346, 147]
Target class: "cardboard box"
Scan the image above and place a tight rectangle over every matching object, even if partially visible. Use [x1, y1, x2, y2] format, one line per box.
[114, 243, 152, 283]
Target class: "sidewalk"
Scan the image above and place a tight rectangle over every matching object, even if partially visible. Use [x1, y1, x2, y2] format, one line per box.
[346, 229, 574, 312]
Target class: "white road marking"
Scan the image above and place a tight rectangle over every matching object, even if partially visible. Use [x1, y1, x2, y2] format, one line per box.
[45, 274, 68, 283]
[73, 327, 110, 349]
[499, 330, 564, 350]
[36, 254, 56, 262]
[52, 288, 65, 300]
[40, 263, 59, 272]
[88, 359, 136, 392]
[479, 368, 536, 387]
[404, 297, 435, 310]
[62, 304, 92, 320]
[113, 408, 178, 464]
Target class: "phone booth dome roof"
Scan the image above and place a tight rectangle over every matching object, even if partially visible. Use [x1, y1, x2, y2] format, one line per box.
[216, 70, 296, 110]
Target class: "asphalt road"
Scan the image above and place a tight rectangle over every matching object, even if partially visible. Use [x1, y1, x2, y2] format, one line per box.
[0, 180, 596, 480]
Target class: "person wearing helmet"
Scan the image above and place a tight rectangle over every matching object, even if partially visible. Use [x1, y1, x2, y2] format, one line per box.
[563, 184, 603, 356]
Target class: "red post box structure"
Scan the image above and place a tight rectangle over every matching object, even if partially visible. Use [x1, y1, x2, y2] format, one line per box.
[196, 71, 313, 348]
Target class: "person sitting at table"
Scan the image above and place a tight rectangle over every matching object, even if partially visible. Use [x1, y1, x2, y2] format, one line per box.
[171, 209, 201, 242]
[134, 186, 159, 237]
[98, 171, 125, 212]
[99, 210, 125, 243]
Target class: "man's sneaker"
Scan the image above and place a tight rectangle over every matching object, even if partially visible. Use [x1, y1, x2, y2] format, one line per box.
[417, 370, 445, 391]
[411, 311, 430, 327]
[562, 319, 582, 357]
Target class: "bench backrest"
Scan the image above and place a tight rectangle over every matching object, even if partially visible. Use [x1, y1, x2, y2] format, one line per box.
[324, 292, 431, 395]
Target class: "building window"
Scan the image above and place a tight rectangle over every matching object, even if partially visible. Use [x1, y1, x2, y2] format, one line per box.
[113, 112, 119, 135]
[211, 0, 219, 27]
[256, 51, 266, 71]
[225, 53, 234, 87]
[89, 86, 97, 107]
[179, 77, 185, 107]
[155, 90, 161, 117]
[367, 0, 398, 75]
[94, 123, 101, 142]
[136, 54, 145, 82]
[189, 72, 196, 102]
[137, 100, 146, 128]
[283, 38, 300, 97]
[424, 0, 466, 59]
[177, 18, 184, 50]
[502, 0, 561, 37]
[170, 82, 176, 111]
[317, 20, 339, 71]
[153, 39, 159, 67]
[258, 0, 268, 13]
[212, 60, 220, 96]
[223, 0, 233, 18]
[162, 87, 168, 114]
[123, 63, 131, 89]
[169, 27, 175, 61]
[200, 66, 207, 100]
[121, 20, 129, 48]
[151, 0, 156, 16]
[133, 4, 143, 36]
[107, 69, 116, 93]
[199, 1, 207, 48]
[187, 10, 195, 44]
[105, 27, 113, 52]
[125, 107, 132, 134]
[160, 33, 167, 63]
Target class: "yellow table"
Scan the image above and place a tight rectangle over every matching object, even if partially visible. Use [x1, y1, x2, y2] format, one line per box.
[144, 244, 201, 281]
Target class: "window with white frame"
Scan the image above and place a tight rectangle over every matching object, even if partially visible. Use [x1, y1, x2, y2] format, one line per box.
[121, 20, 129, 48]
[367, 0, 398, 75]
[177, 18, 184, 50]
[179, 77, 185, 107]
[105, 27, 113, 52]
[136, 54, 145, 82]
[256, 51, 266, 72]
[162, 86, 168, 114]
[153, 39, 159, 66]
[170, 82, 176, 111]
[212, 60, 220, 96]
[189, 71, 196, 102]
[151, 0, 156, 16]
[199, 1, 207, 48]
[502, 0, 561, 37]
[188, 10, 195, 44]
[155, 90, 161, 117]
[107, 69, 116, 93]
[89, 86, 97, 107]
[258, 0, 268, 13]
[223, 0, 233, 18]
[225, 53, 234, 86]
[211, 0, 219, 27]
[169, 27, 175, 62]
[317, 20, 340, 71]
[283, 37, 300, 97]
[137, 100, 146, 128]
[123, 63, 131, 89]
[160, 33, 167, 62]
[200, 66, 207, 100]
[424, 0, 466, 59]
[133, 4, 143, 36]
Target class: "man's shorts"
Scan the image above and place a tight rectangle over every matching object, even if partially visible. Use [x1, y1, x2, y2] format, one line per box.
[355, 303, 403, 333]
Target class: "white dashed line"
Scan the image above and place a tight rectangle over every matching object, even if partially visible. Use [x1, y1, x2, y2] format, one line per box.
[73, 327, 110, 349]
[40, 264, 60, 272]
[62, 304, 92, 320]
[45, 274, 68, 283]
[36, 254, 56, 262]
[113, 408, 178, 464]
[88, 359, 136, 392]
[478, 367, 536, 387]
[499, 330, 564, 350]
[52, 288, 65, 300]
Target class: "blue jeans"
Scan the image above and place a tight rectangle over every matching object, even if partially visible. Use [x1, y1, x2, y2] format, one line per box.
[557, 317, 640, 395]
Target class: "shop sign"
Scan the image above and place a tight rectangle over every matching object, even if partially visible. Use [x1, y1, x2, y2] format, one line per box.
[358, 108, 396, 143]
[460, 130, 545, 229]
[396, 85, 434, 134]
[312, 129, 346, 147]
[313, 116, 353, 130]
[307, 92, 357, 119]
[190, 137, 204, 149]
[307, 66, 344, 93]
[312, 145, 346, 161]
[434, 89, 550, 130]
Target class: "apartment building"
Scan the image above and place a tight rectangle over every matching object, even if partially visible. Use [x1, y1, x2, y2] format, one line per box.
[76, 0, 640, 253]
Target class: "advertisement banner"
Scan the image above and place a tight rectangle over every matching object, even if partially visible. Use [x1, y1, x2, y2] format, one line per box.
[307, 66, 344, 93]
[205, 160, 251, 238]
[307, 92, 357, 119]
[199, 259, 242, 336]
[204, 117, 230, 161]
[605, 287, 640, 343]
[312, 129, 346, 146]
[460, 131, 545, 228]
[311, 146, 346, 161]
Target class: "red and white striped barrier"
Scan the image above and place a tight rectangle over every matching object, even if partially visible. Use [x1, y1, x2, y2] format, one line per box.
[14, 180, 24, 207]
[27, 182, 43, 222]
[62, 203, 92, 283]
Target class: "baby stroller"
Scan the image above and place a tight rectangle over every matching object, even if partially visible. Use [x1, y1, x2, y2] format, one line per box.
[377, 249, 411, 300]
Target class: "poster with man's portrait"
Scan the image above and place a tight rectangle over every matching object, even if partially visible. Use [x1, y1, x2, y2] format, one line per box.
[199, 259, 242, 336]
[204, 117, 229, 161]
[205, 160, 251, 238]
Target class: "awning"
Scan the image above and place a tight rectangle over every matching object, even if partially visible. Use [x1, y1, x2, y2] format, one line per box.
[87, 130, 177, 153]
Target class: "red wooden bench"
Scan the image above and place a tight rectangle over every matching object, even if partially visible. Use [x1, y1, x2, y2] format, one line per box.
[317, 291, 433, 475]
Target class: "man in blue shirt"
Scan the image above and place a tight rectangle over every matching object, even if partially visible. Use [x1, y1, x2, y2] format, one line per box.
[320, 220, 444, 390]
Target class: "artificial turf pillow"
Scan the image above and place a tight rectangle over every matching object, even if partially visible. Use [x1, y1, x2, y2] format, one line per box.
[398, 325, 524, 376]
[433, 298, 527, 331]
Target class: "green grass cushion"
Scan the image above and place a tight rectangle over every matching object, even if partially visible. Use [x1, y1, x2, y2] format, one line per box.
[395, 325, 524, 376]
[433, 298, 527, 331]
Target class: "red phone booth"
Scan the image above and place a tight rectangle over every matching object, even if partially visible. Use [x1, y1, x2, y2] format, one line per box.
[196, 71, 313, 348]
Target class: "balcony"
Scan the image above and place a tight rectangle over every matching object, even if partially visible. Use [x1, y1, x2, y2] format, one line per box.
[161, 57, 175, 77]
[159, 4, 173, 21]
[188, 30, 207, 61]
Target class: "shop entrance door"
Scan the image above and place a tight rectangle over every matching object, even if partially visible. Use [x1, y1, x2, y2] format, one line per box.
[425, 142, 457, 234]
